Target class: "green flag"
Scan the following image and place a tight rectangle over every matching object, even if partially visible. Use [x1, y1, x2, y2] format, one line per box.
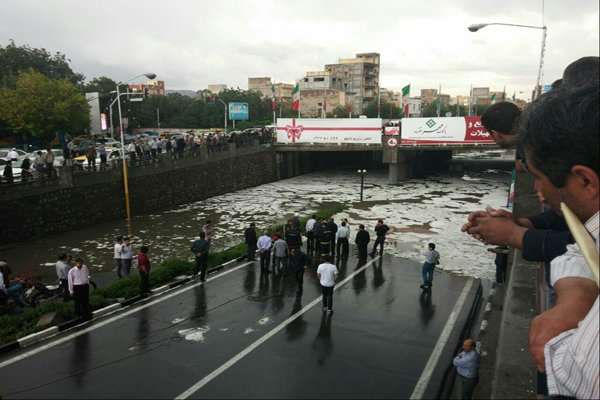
[512, 92, 516, 101]
[491, 93, 497, 101]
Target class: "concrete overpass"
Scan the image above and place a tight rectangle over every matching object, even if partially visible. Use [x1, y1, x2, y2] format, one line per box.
[273, 139, 502, 183]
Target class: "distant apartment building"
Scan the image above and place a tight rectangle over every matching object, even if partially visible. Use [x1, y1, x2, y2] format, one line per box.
[406, 97, 422, 117]
[299, 52, 380, 114]
[208, 84, 227, 94]
[129, 80, 165, 97]
[420, 89, 437, 107]
[471, 87, 490, 105]
[451, 95, 470, 107]
[299, 89, 346, 118]
[248, 77, 293, 100]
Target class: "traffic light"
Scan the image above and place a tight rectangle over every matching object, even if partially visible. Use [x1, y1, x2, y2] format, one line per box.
[144, 88, 149, 98]
[206, 96, 214, 105]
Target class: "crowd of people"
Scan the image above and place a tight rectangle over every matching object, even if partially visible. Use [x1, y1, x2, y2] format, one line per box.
[460, 56, 598, 399]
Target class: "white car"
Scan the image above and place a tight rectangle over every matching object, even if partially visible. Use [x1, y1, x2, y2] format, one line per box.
[0, 148, 28, 166]
[74, 147, 130, 169]
[0, 158, 26, 181]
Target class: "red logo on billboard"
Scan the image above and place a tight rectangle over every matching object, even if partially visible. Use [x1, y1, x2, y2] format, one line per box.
[285, 119, 304, 143]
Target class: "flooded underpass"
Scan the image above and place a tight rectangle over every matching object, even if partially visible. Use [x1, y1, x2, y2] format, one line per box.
[3, 164, 510, 283]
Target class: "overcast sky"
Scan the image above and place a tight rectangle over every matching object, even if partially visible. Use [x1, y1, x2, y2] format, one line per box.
[1, 0, 598, 100]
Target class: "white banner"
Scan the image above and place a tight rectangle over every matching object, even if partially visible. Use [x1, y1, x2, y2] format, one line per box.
[276, 118, 382, 144]
[400, 116, 493, 145]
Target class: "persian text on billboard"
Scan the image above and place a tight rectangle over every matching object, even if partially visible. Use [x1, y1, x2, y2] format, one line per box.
[276, 118, 382, 144]
[400, 116, 494, 145]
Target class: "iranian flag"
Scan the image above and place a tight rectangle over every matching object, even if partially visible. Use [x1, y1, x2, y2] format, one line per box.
[402, 84, 410, 116]
[271, 84, 276, 111]
[292, 84, 300, 110]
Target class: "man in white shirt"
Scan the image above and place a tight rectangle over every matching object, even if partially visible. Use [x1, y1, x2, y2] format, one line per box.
[68, 258, 91, 321]
[114, 236, 123, 279]
[6, 148, 18, 162]
[317, 255, 339, 314]
[519, 83, 598, 399]
[305, 215, 317, 252]
[257, 230, 272, 273]
[335, 221, 350, 258]
[55, 253, 71, 301]
[120, 237, 133, 277]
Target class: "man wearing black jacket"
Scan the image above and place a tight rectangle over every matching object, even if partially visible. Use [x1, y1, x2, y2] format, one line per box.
[355, 224, 370, 261]
[370, 219, 390, 257]
[244, 223, 257, 261]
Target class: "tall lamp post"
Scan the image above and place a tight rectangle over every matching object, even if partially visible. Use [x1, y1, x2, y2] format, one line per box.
[468, 22, 547, 100]
[358, 169, 367, 202]
[116, 73, 156, 220]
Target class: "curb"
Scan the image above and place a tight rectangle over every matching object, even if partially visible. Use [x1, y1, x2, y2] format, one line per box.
[0, 257, 243, 356]
[475, 283, 497, 350]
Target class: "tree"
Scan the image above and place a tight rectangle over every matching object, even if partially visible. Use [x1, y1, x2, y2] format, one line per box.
[0, 40, 85, 88]
[363, 100, 403, 119]
[0, 70, 89, 146]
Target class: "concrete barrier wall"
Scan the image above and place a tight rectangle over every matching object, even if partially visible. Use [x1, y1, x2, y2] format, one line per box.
[0, 145, 310, 244]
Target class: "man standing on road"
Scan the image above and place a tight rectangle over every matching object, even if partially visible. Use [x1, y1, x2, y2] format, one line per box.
[257, 230, 272, 273]
[290, 248, 308, 296]
[114, 236, 123, 279]
[317, 255, 338, 314]
[120, 237, 133, 277]
[335, 221, 350, 259]
[420, 243, 440, 290]
[68, 258, 91, 321]
[453, 338, 479, 399]
[190, 232, 210, 282]
[244, 223, 257, 261]
[85, 144, 96, 172]
[370, 219, 390, 257]
[355, 224, 370, 261]
[305, 214, 317, 252]
[55, 253, 71, 301]
[327, 218, 338, 256]
[273, 235, 289, 276]
[137, 246, 151, 295]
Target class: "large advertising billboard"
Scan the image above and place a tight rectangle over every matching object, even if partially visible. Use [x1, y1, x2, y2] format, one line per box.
[276, 118, 382, 144]
[228, 102, 249, 120]
[400, 116, 493, 145]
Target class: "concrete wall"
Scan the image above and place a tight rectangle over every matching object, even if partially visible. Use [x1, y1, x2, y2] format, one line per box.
[0, 145, 312, 244]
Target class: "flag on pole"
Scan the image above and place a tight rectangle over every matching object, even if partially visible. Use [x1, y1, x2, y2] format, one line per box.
[512, 92, 516, 101]
[323, 92, 327, 114]
[436, 85, 441, 117]
[502, 86, 506, 101]
[347, 104, 352, 117]
[271, 84, 276, 111]
[291, 84, 300, 110]
[491, 93, 497, 102]
[402, 84, 410, 116]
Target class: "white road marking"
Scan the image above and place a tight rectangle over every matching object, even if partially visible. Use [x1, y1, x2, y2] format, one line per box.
[409, 278, 474, 399]
[0, 261, 254, 368]
[175, 257, 380, 399]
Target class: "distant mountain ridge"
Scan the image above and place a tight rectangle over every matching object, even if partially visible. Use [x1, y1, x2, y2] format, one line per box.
[166, 89, 198, 98]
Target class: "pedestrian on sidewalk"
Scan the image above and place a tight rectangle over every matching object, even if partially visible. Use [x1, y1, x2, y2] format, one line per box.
[420, 243, 440, 290]
[370, 219, 390, 257]
[55, 253, 71, 301]
[317, 255, 338, 314]
[257, 230, 272, 273]
[137, 246, 151, 295]
[335, 221, 350, 258]
[355, 224, 370, 261]
[114, 236, 123, 279]
[290, 248, 308, 296]
[120, 237, 133, 277]
[273, 235, 289, 276]
[453, 338, 479, 399]
[68, 258, 91, 321]
[190, 232, 210, 282]
[244, 223, 257, 261]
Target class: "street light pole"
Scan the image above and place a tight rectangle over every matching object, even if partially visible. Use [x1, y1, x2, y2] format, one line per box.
[358, 169, 367, 201]
[218, 99, 227, 134]
[116, 73, 156, 220]
[468, 22, 547, 101]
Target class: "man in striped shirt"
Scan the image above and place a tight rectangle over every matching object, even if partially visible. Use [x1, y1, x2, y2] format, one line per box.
[518, 82, 598, 399]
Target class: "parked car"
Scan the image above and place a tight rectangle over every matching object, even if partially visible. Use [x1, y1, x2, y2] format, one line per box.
[26, 149, 64, 167]
[74, 148, 130, 169]
[72, 140, 100, 156]
[0, 158, 25, 181]
[0, 148, 28, 166]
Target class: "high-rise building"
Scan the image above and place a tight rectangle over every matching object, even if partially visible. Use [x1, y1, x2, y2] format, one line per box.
[299, 52, 380, 114]
[128, 80, 165, 97]
[248, 78, 293, 100]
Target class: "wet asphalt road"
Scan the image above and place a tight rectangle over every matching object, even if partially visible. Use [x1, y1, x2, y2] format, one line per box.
[0, 250, 478, 399]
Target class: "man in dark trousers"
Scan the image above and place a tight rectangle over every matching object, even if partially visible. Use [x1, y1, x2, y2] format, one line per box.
[244, 223, 257, 261]
[326, 218, 338, 256]
[318, 222, 332, 260]
[355, 224, 370, 261]
[370, 219, 390, 257]
[190, 232, 210, 282]
[289, 248, 309, 296]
